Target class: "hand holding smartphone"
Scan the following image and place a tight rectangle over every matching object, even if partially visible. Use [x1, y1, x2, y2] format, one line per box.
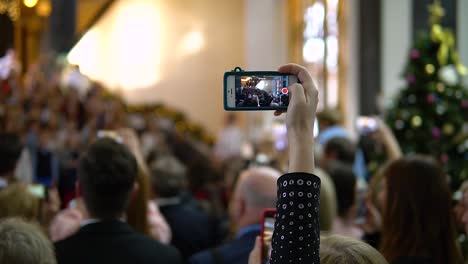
[224, 70, 298, 111]
[261, 209, 277, 264]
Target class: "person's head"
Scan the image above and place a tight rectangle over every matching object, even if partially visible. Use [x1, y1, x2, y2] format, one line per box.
[229, 167, 280, 230]
[150, 155, 188, 198]
[321, 234, 388, 264]
[0, 184, 40, 220]
[321, 137, 356, 169]
[380, 155, 462, 263]
[328, 162, 357, 219]
[0, 133, 22, 178]
[0, 218, 56, 264]
[78, 138, 138, 220]
[317, 109, 341, 130]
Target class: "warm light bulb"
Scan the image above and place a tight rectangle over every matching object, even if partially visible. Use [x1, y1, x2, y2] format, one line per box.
[24, 0, 38, 8]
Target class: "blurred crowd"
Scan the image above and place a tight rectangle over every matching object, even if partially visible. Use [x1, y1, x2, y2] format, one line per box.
[0, 53, 468, 264]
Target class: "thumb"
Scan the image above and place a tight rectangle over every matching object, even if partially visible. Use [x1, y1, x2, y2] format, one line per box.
[248, 236, 262, 264]
[288, 83, 306, 105]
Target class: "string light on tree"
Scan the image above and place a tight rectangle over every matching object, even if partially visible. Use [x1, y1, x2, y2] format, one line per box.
[23, 0, 38, 8]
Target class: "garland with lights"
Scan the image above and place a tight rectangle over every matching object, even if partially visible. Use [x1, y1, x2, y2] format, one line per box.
[0, 0, 19, 21]
[386, 1, 468, 190]
[126, 103, 215, 146]
[97, 87, 215, 146]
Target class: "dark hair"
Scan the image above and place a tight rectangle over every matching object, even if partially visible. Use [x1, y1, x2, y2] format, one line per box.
[328, 162, 356, 217]
[380, 155, 462, 263]
[78, 138, 138, 220]
[0, 133, 23, 175]
[324, 137, 356, 165]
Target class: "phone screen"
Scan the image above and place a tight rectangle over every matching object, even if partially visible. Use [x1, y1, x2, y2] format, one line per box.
[225, 72, 297, 110]
[262, 211, 276, 264]
[356, 116, 378, 134]
[28, 184, 45, 199]
[97, 130, 123, 143]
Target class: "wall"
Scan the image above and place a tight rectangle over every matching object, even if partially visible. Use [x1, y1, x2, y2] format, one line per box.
[69, 0, 244, 134]
[244, 0, 289, 141]
[381, 0, 412, 103]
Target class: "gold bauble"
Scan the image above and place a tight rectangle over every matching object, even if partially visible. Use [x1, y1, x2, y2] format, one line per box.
[443, 123, 454, 135]
[411, 116, 423, 128]
[425, 64, 435, 75]
[436, 83, 445, 93]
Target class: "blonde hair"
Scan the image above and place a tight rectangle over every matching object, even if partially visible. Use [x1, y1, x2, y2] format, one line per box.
[0, 218, 56, 264]
[321, 235, 388, 264]
[0, 183, 40, 220]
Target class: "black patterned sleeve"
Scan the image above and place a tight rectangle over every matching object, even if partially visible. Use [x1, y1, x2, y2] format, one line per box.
[269, 173, 321, 264]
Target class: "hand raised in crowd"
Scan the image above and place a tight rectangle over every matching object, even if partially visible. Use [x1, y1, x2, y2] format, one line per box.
[248, 237, 262, 264]
[360, 200, 382, 234]
[275, 63, 319, 174]
[373, 117, 402, 160]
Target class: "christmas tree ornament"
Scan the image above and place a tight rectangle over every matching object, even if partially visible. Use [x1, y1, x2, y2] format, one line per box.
[425, 64, 435, 75]
[442, 123, 454, 135]
[410, 49, 421, 59]
[408, 94, 417, 104]
[438, 65, 459, 86]
[440, 153, 449, 164]
[461, 100, 468, 109]
[426, 94, 436, 104]
[431, 127, 441, 138]
[411, 115, 422, 127]
[436, 83, 445, 93]
[395, 120, 405, 130]
[436, 105, 446, 115]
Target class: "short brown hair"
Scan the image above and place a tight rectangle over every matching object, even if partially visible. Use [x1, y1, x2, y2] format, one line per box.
[0, 218, 56, 264]
[321, 234, 388, 263]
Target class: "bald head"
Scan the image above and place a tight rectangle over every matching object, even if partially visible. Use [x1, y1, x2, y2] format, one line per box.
[230, 167, 281, 229]
[238, 167, 280, 208]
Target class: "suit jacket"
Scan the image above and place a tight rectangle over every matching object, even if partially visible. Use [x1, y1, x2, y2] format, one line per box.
[159, 195, 218, 259]
[54, 220, 182, 264]
[188, 227, 260, 264]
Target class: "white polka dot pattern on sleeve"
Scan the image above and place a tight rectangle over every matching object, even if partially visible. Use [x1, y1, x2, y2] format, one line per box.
[269, 173, 321, 264]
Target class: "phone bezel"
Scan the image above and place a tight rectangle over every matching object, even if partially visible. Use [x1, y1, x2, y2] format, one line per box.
[261, 208, 277, 263]
[223, 71, 297, 111]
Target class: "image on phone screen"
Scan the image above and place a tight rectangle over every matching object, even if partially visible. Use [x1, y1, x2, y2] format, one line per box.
[235, 75, 289, 108]
[224, 73, 297, 110]
[262, 212, 276, 264]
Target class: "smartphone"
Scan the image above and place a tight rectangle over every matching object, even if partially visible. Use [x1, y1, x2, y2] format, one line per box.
[261, 209, 277, 264]
[28, 184, 45, 199]
[356, 116, 378, 134]
[224, 71, 298, 110]
[354, 187, 367, 224]
[97, 130, 123, 143]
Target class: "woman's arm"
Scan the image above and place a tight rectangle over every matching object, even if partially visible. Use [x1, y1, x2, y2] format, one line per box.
[269, 64, 320, 264]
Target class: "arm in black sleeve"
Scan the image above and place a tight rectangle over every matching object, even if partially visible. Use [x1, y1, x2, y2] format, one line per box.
[269, 173, 320, 264]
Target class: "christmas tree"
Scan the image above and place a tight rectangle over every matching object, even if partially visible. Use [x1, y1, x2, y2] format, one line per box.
[386, 1, 468, 190]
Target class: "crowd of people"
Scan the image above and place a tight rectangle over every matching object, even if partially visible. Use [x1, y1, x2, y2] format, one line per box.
[0, 56, 467, 264]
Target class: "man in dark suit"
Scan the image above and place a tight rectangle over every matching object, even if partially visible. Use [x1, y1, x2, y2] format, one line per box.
[55, 138, 182, 264]
[151, 155, 218, 260]
[189, 167, 280, 264]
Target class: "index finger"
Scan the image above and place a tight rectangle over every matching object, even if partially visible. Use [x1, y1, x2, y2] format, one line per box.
[278, 63, 313, 86]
